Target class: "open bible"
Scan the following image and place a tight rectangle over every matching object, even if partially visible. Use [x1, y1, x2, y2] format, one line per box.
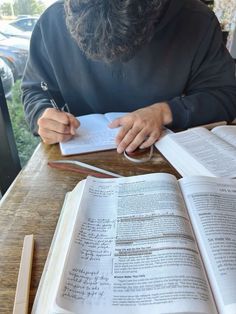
[155, 125, 236, 178]
[59, 112, 126, 156]
[32, 173, 236, 314]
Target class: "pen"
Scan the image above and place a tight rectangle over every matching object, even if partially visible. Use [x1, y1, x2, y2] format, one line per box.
[48, 160, 123, 178]
[41, 81, 60, 110]
[40, 81, 70, 113]
[13, 235, 34, 314]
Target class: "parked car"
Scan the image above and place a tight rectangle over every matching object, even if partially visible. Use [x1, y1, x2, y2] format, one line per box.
[10, 17, 38, 32]
[0, 32, 29, 80]
[0, 57, 14, 98]
[16, 15, 32, 19]
[0, 24, 31, 39]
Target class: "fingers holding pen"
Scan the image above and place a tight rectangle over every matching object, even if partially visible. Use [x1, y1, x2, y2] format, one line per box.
[67, 113, 80, 135]
[38, 109, 70, 134]
[39, 129, 73, 144]
[37, 108, 80, 144]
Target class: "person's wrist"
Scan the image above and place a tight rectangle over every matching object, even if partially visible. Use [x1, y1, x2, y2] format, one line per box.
[152, 102, 173, 125]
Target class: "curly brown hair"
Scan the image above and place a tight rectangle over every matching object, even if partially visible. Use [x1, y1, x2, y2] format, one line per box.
[64, 0, 170, 62]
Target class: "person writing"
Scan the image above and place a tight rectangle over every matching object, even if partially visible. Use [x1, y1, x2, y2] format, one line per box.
[22, 0, 236, 154]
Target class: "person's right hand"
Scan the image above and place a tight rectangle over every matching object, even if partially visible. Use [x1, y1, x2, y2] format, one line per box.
[37, 108, 80, 144]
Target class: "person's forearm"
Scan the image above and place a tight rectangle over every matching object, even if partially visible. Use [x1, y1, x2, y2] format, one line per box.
[167, 87, 236, 129]
[22, 88, 51, 135]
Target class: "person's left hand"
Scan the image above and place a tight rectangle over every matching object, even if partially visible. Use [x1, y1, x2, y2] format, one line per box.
[109, 102, 173, 153]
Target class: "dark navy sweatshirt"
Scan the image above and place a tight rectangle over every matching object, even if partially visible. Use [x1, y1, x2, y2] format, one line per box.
[22, 0, 236, 135]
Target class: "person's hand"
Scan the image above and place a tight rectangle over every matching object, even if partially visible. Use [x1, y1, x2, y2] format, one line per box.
[109, 102, 173, 153]
[37, 108, 80, 144]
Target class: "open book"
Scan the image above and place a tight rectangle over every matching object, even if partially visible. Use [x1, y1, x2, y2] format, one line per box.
[59, 112, 127, 155]
[32, 173, 236, 314]
[155, 125, 236, 178]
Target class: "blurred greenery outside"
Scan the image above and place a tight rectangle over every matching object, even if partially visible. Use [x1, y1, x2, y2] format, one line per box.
[7, 80, 40, 167]
[0, 0, 46, 17]
[1, 1, 47, 168]
[0, 3, 49, 200]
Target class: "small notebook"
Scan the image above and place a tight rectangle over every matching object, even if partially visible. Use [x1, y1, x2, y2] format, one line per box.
[59, 112, 127, 156]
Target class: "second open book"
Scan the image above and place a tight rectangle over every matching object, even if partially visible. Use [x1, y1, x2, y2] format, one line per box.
[32, 173, 236, 314]
[155, 125, 236, 178]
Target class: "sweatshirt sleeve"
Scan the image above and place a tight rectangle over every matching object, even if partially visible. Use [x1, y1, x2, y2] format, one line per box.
[21, 21, 64, 135]
[167, 15, 236, 129]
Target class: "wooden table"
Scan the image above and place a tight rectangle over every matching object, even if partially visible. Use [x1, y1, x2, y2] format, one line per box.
[0, 143, 179, 313]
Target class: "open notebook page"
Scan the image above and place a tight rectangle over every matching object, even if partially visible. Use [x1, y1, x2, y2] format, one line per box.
[59, 112, 127, 155]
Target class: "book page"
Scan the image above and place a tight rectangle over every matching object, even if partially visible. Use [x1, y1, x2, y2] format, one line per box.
[32, 181, 86, 314]
[59, 113, 119, 155]
[180, 176, 236, 314]
[156, 127, 236, 178]
[55, 173, 217, 314]
[155, 134, 213, 177]
[211, 125, 236, 148]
